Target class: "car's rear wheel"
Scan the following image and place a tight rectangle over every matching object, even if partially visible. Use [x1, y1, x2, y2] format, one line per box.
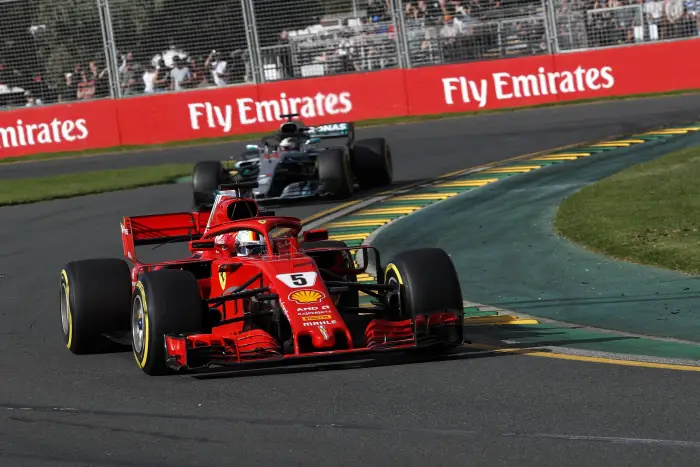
[352, 138, 393, 189]
[383, 248, 464, 349]
[60, 258, 132, 354]
[131, 270, 206, 376]
[192, 161, 227, 209]
[317, 148, 353, 199]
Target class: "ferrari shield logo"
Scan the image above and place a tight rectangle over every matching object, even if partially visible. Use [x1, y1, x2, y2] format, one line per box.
[219, 271, 227, 289]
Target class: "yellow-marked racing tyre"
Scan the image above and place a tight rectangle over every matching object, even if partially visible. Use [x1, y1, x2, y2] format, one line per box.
[384, 248, 464, 349]
[60, 258, 132, 354]
[131, 269, 205, 376]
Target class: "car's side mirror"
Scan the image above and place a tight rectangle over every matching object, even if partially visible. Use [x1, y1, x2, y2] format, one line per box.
[189, 239, 216, 252]
[245, 144, 259, 151]
[307, 138, 321, 144]
[303, 229, 329, 242]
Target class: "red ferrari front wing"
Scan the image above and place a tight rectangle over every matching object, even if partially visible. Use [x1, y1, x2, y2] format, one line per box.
[164, 313, 462, 371]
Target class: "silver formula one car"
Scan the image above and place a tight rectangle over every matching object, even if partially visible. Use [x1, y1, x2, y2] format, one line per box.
[192, 114, 393, 208]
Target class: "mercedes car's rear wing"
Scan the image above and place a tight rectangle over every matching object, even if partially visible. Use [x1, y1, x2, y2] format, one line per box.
[307, 122, 355, 145]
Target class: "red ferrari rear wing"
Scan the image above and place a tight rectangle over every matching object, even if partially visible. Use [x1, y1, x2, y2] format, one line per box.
[121, 212, 209, 261]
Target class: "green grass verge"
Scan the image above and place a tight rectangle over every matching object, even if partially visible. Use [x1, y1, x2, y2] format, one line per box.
[2, 87, 700, 166]
[0, 163, 192, 206]
[554, 143, 700, 275]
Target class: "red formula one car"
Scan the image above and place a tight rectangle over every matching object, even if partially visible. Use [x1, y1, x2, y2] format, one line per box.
[59, 183, 464, 376]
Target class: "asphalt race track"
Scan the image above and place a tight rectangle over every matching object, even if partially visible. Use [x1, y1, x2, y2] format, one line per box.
[2, 95, 700, 466]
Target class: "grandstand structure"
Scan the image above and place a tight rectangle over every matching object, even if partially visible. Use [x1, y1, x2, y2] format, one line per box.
[0, 0, 697, 108]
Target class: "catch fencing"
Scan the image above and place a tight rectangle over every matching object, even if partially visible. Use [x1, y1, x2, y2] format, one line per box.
[1, 0, 698, 109]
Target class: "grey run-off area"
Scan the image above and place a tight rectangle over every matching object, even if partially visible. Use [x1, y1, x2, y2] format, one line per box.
[2, 95, 700, 467]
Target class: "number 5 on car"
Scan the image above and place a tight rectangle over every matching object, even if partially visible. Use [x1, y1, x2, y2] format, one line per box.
[276, 272, 317, 288]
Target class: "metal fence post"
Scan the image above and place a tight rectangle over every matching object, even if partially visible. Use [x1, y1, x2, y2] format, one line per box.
[390, 0, 412, 68]
[248, 0, 264, 83]
[97, 0, 121, 98]
[543, 0, 560, 54]
[241, 0, 263, 84]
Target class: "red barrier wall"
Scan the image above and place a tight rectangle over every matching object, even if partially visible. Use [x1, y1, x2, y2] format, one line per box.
[2, 39, 700, 160]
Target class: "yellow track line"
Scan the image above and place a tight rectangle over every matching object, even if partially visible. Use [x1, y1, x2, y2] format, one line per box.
[325, 219, 392, 228]
[463, 315, 539, 325]
[300, 200, 361, 225]
[356, 207, 421, 215]
[481, 166, 541, 174]
[329, 233, 369, 242]
[540, 152, 592, 157]
[392, 193, 459, 201]
[643, 130, 691, 135]
[467, 344, 700, 372]
[531, 155, 583, 161]
[437, 179, 497, 188]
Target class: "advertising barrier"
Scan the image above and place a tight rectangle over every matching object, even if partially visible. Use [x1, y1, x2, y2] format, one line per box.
[2, 39, 700, 160]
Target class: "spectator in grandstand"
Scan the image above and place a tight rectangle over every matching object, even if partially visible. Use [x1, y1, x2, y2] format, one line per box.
[277, 31, 294, 79]
[337, 31, 356, 73]
[57, 72, 77, 102]
[422, 0, 449, 24]
[446, 0, 468, 16]
[440, 15, 461, 61]
[89, 61, 111, 99]
[169, 56, 192, 91]
[152, 58, 170, 92]
[142, 63, 156, 94]
[76, 66, 94, 100]
[185, 56, 209, 88]
[404, 0, 415, 17]
[367, 0, 390, 20]
[24, 90, 42, 107]
[205, 50, 229, 87]
[404, 0, 423, 19]
[72, 61, 107, 99]
[119, 51, 140, 96]
[119, 51, 134, 74]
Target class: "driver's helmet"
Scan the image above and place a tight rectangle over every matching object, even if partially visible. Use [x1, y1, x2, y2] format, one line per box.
[235, 230, 267, 256]
[280, 137, 300, 152]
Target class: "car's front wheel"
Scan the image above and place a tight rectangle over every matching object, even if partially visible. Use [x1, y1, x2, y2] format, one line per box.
[131, 270, 206, 376]
[383, 248, 464, 349]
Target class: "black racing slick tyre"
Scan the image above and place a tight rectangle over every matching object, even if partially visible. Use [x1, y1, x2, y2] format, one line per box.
[192, 160, 227, 209]
[383, 248, 464, 348]
[317, 148, 354, 199]
[352, 138, 393, 189]
[131, 270, 205, 376]
[60, 258, 132, 354]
